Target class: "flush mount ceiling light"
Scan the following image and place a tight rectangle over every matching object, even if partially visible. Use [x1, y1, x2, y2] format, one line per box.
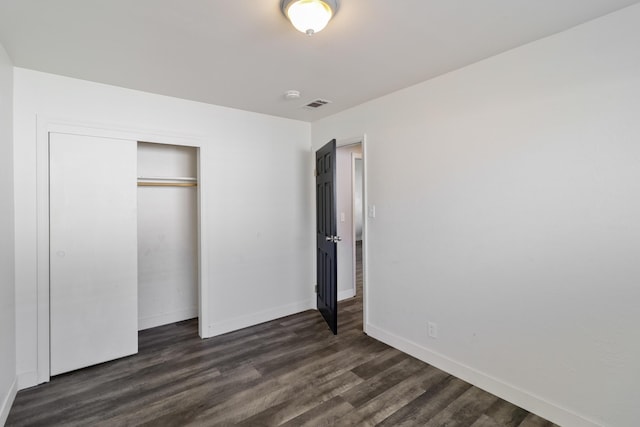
[281, 0, 339, 36]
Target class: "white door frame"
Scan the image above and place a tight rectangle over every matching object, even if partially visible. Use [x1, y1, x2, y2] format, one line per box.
[35, 116, 210, 384]
[336, 135, 368, 332]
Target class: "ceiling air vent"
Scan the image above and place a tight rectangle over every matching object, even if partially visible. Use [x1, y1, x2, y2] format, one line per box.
[303, 99, 332, 110]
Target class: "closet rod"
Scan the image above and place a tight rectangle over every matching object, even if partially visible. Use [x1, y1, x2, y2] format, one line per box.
[137, 176, 197, 182]
[137, 182, 197, 187]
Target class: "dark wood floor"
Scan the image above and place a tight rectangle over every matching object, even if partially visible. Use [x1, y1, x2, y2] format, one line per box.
[7, 242, 557, 426]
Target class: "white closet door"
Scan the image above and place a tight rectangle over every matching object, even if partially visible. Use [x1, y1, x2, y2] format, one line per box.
[50, 133, 138, 375]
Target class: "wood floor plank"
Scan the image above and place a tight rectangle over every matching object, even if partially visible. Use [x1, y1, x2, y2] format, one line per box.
[6, 242, 558, 427]
[471, 414, 507, 427]
[279, 396, 355, 427]
[350, 348, 407, 380]
[377, 376, 472, 427]
[338, 365, 451, 426]
[341, 356, 428, 408]
[235, 370, 363, 426]
[518, 413, 557, 427]
[423, 385, 500, 427]
[484, 398, 531, 426]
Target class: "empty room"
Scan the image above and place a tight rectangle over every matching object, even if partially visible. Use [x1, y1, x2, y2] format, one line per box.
[1, 1, 639, 426]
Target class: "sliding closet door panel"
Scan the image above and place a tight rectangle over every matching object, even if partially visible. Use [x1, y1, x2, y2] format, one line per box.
[50, 133, 138, 376]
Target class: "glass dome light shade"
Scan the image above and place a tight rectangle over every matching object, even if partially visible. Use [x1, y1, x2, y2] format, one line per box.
[285, 0, 334, 35]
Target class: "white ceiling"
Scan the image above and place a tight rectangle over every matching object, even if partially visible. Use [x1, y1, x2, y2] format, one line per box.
[0, 0, 638, 122]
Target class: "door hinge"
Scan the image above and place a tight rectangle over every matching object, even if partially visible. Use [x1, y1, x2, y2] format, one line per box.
[315, 284, 318, 293]
[314, 168, 319, 177]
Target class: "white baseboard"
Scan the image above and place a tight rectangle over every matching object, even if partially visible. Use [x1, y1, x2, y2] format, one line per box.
[338, 288, 356, 301]
[0, 377, 17, 426]
[205, 299, 315, 338]
[138, 308, 198, 331]
[366, 323, 598, 427]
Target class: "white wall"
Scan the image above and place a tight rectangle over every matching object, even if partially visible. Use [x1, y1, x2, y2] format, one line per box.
[336, 144, 362, 300]
[0, 42, 17, 425]
[312, 5, 640, 427]
[13, 69, 313, 388]
[137, 142, 198, 330]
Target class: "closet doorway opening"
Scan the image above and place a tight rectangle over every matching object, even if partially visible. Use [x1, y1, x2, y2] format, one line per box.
[137, 142, 200, 332]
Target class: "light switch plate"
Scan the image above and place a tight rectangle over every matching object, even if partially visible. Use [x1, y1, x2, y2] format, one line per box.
[368, 205, 376, 218]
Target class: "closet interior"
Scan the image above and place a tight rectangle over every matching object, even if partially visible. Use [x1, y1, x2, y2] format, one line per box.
[137, 142, 199, 331]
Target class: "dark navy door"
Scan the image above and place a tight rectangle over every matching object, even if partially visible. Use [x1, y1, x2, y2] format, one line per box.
[316, 139, 338, 334]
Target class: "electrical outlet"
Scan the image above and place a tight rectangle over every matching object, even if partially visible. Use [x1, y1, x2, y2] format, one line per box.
[428, 321, 438, 338]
